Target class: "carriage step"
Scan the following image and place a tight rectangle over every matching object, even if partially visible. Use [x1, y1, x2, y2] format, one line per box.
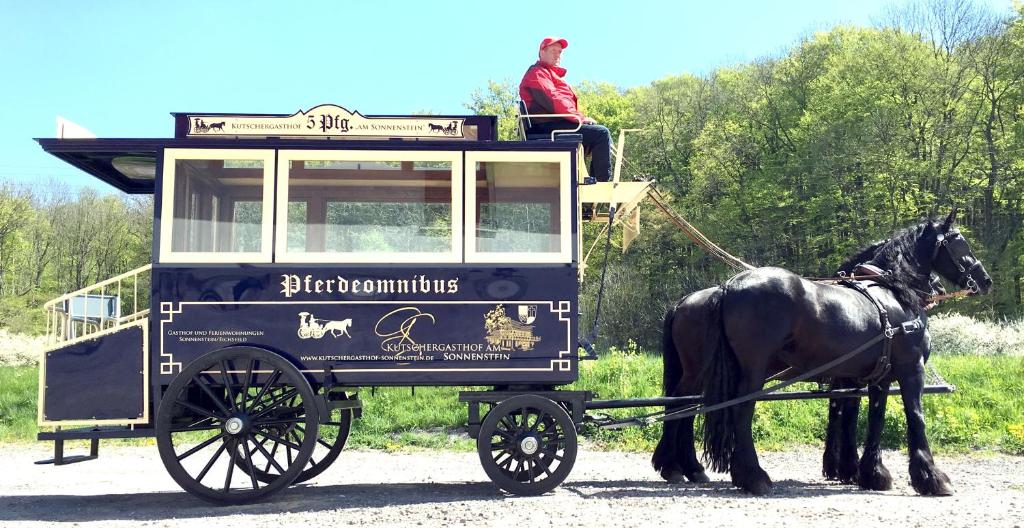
[36, 426, 153, 465]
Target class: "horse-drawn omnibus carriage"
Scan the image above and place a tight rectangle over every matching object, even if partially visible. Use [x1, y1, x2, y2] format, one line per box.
[36, 104, 658, 503]
[34, 104, 988, 504]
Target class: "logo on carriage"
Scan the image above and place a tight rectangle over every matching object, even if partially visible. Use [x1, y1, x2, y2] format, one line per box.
[484, 304, 541, 351]
[296, 311, 353, 339]
[191, 118, 226, 134]
[427, 121, 460, 136]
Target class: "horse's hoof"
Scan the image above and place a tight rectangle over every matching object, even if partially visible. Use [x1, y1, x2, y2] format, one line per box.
[744, 478, 773, 496]
[911, 467, 955, 496]
[822, 458, 840, 480]
[837, 460, 859, 484]
[733, 467, 773, 496]
[685, 470, 711, 483]
[660, 469, 686, 484]
[858, 463, 893, 491]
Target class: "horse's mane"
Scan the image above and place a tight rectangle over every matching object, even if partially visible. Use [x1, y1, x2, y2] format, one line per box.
[861, 221, 937, 313]
[836, 240, 884, 275]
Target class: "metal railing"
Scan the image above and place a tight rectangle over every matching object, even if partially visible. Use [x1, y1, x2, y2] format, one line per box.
[44, 264, 152, 347]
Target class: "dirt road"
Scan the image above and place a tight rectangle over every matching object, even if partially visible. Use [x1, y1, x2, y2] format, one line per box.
[1, 444, 1021, 527]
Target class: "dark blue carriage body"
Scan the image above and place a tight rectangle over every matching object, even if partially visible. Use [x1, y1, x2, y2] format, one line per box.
[154, 264, 579, 386]
[38, 108, 584, 431]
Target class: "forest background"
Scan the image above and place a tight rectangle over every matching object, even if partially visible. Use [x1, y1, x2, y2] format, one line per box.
[1, 1, 1022, 351]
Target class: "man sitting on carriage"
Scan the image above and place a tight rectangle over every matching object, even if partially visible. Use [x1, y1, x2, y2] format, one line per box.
[519, 36, 613, 182]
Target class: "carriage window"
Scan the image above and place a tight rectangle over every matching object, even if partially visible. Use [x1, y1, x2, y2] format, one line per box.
[465, 152, 571, 263]
[159, 149, 275, 263]
[275, 150, 463, 263]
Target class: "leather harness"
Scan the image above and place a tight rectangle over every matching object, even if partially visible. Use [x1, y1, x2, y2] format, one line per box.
[839, 264, 923, 385]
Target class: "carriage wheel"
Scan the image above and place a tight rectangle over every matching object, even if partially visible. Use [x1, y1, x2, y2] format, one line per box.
[235, 390, 353, 484]
[476, 394, 577, 495]
[156, 347, 319, 505]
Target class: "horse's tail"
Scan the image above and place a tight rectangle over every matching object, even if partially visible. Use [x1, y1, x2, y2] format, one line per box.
[701, 286, 739, 473]
[661, 306, 682, 398]
[652, 305, 681, 473]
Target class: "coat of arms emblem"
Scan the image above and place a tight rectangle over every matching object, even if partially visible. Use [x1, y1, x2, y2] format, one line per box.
[517, 305, 537, 324]
[485, 304, 541, 351]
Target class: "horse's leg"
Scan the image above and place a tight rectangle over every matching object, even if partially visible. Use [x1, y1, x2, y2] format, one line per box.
[895, 361, 954, 496]
[836, 392, 861, 483]
[822, 395, 843, 480]
[676, 376, 709, 483]
[828, 378, 861, 483]
[729, 372, 772, 496]
[858, 384, 893, 491]
[654, 412, 684, 483]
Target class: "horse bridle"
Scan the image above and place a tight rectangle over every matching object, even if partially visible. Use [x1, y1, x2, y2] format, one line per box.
[932, 229, 982, 294]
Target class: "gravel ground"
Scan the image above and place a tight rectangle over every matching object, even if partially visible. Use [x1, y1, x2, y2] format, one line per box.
[1, 444, 1021, 527]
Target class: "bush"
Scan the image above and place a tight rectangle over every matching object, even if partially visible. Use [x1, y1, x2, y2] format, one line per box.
[928, 313, 1024, 356]
[0, 296, 46, 336]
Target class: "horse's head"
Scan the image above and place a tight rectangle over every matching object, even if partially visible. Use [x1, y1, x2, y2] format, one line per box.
[923, 209, 992, 295]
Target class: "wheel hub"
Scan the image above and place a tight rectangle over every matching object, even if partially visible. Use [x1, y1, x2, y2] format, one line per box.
[224, 416, 246, 435]
[519, 436, 539, 456]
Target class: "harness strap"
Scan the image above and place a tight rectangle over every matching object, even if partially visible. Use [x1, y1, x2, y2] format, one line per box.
[840, 279, 896, 385]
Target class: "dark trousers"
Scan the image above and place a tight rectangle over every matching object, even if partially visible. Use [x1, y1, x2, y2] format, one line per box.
[528, 121, 612, 182]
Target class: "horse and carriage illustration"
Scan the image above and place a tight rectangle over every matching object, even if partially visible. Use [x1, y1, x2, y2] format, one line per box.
[33, 103, 991, 504]
[296, 312, 352, 339]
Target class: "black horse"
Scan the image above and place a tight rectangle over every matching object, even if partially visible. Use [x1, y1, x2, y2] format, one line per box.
[820, 246, 946, 484]
[652, 239, 922, 485]
[654, 211, 991, 495]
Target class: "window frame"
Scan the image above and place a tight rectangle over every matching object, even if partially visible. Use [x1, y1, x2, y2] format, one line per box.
[464, 150, 572, 264]
[274, 149, 464, 263]
[158, 148, 276, 264]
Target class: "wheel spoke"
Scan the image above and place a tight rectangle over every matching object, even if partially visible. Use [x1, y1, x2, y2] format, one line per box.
[184, 375, 229, 417]
[255, 429, 303, 451]
[539, 459, 553, 478]
[261, 436, 281, 473]
[239, 358, 254, 412]
[224, 439, 238, 492]
[526, 458, 537, 482]
[195, 439, 229, 484]
[175, 398, 224, 421]
[252, 434, 287, 474]
[498, 453, 515, 471]
[250, 369, 282, 409]
[317, 438, 334, 450]
[220, 360, 238, 412]
[538, 447, 563, 462]
[240, 438, 260, 491]
[171, 424, 222, 433]
[176, 432, 226, 461]
[511, 458, 524, 480]
[250, 388, 300, 421]
[499, 416, 517, 434]
[253, 417, 307, 426]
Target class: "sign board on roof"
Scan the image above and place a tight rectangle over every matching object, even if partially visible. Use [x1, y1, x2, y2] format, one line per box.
[185, 104, 466, 139]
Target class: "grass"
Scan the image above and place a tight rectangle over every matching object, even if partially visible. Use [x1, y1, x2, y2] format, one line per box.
[0, 366, 38, 442]
[4, 352, 1022, 455]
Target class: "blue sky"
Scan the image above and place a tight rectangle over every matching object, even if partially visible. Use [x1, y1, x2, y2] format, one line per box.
[0, 0, 1016, 191]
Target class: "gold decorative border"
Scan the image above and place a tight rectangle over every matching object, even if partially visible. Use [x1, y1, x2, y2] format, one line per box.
[158, 300, 574, 375]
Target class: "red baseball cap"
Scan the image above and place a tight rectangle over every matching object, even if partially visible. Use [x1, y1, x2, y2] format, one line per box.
[539, 37, 568, 51]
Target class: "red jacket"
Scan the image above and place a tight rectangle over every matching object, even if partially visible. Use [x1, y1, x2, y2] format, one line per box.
[519, 61, 584, 124]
